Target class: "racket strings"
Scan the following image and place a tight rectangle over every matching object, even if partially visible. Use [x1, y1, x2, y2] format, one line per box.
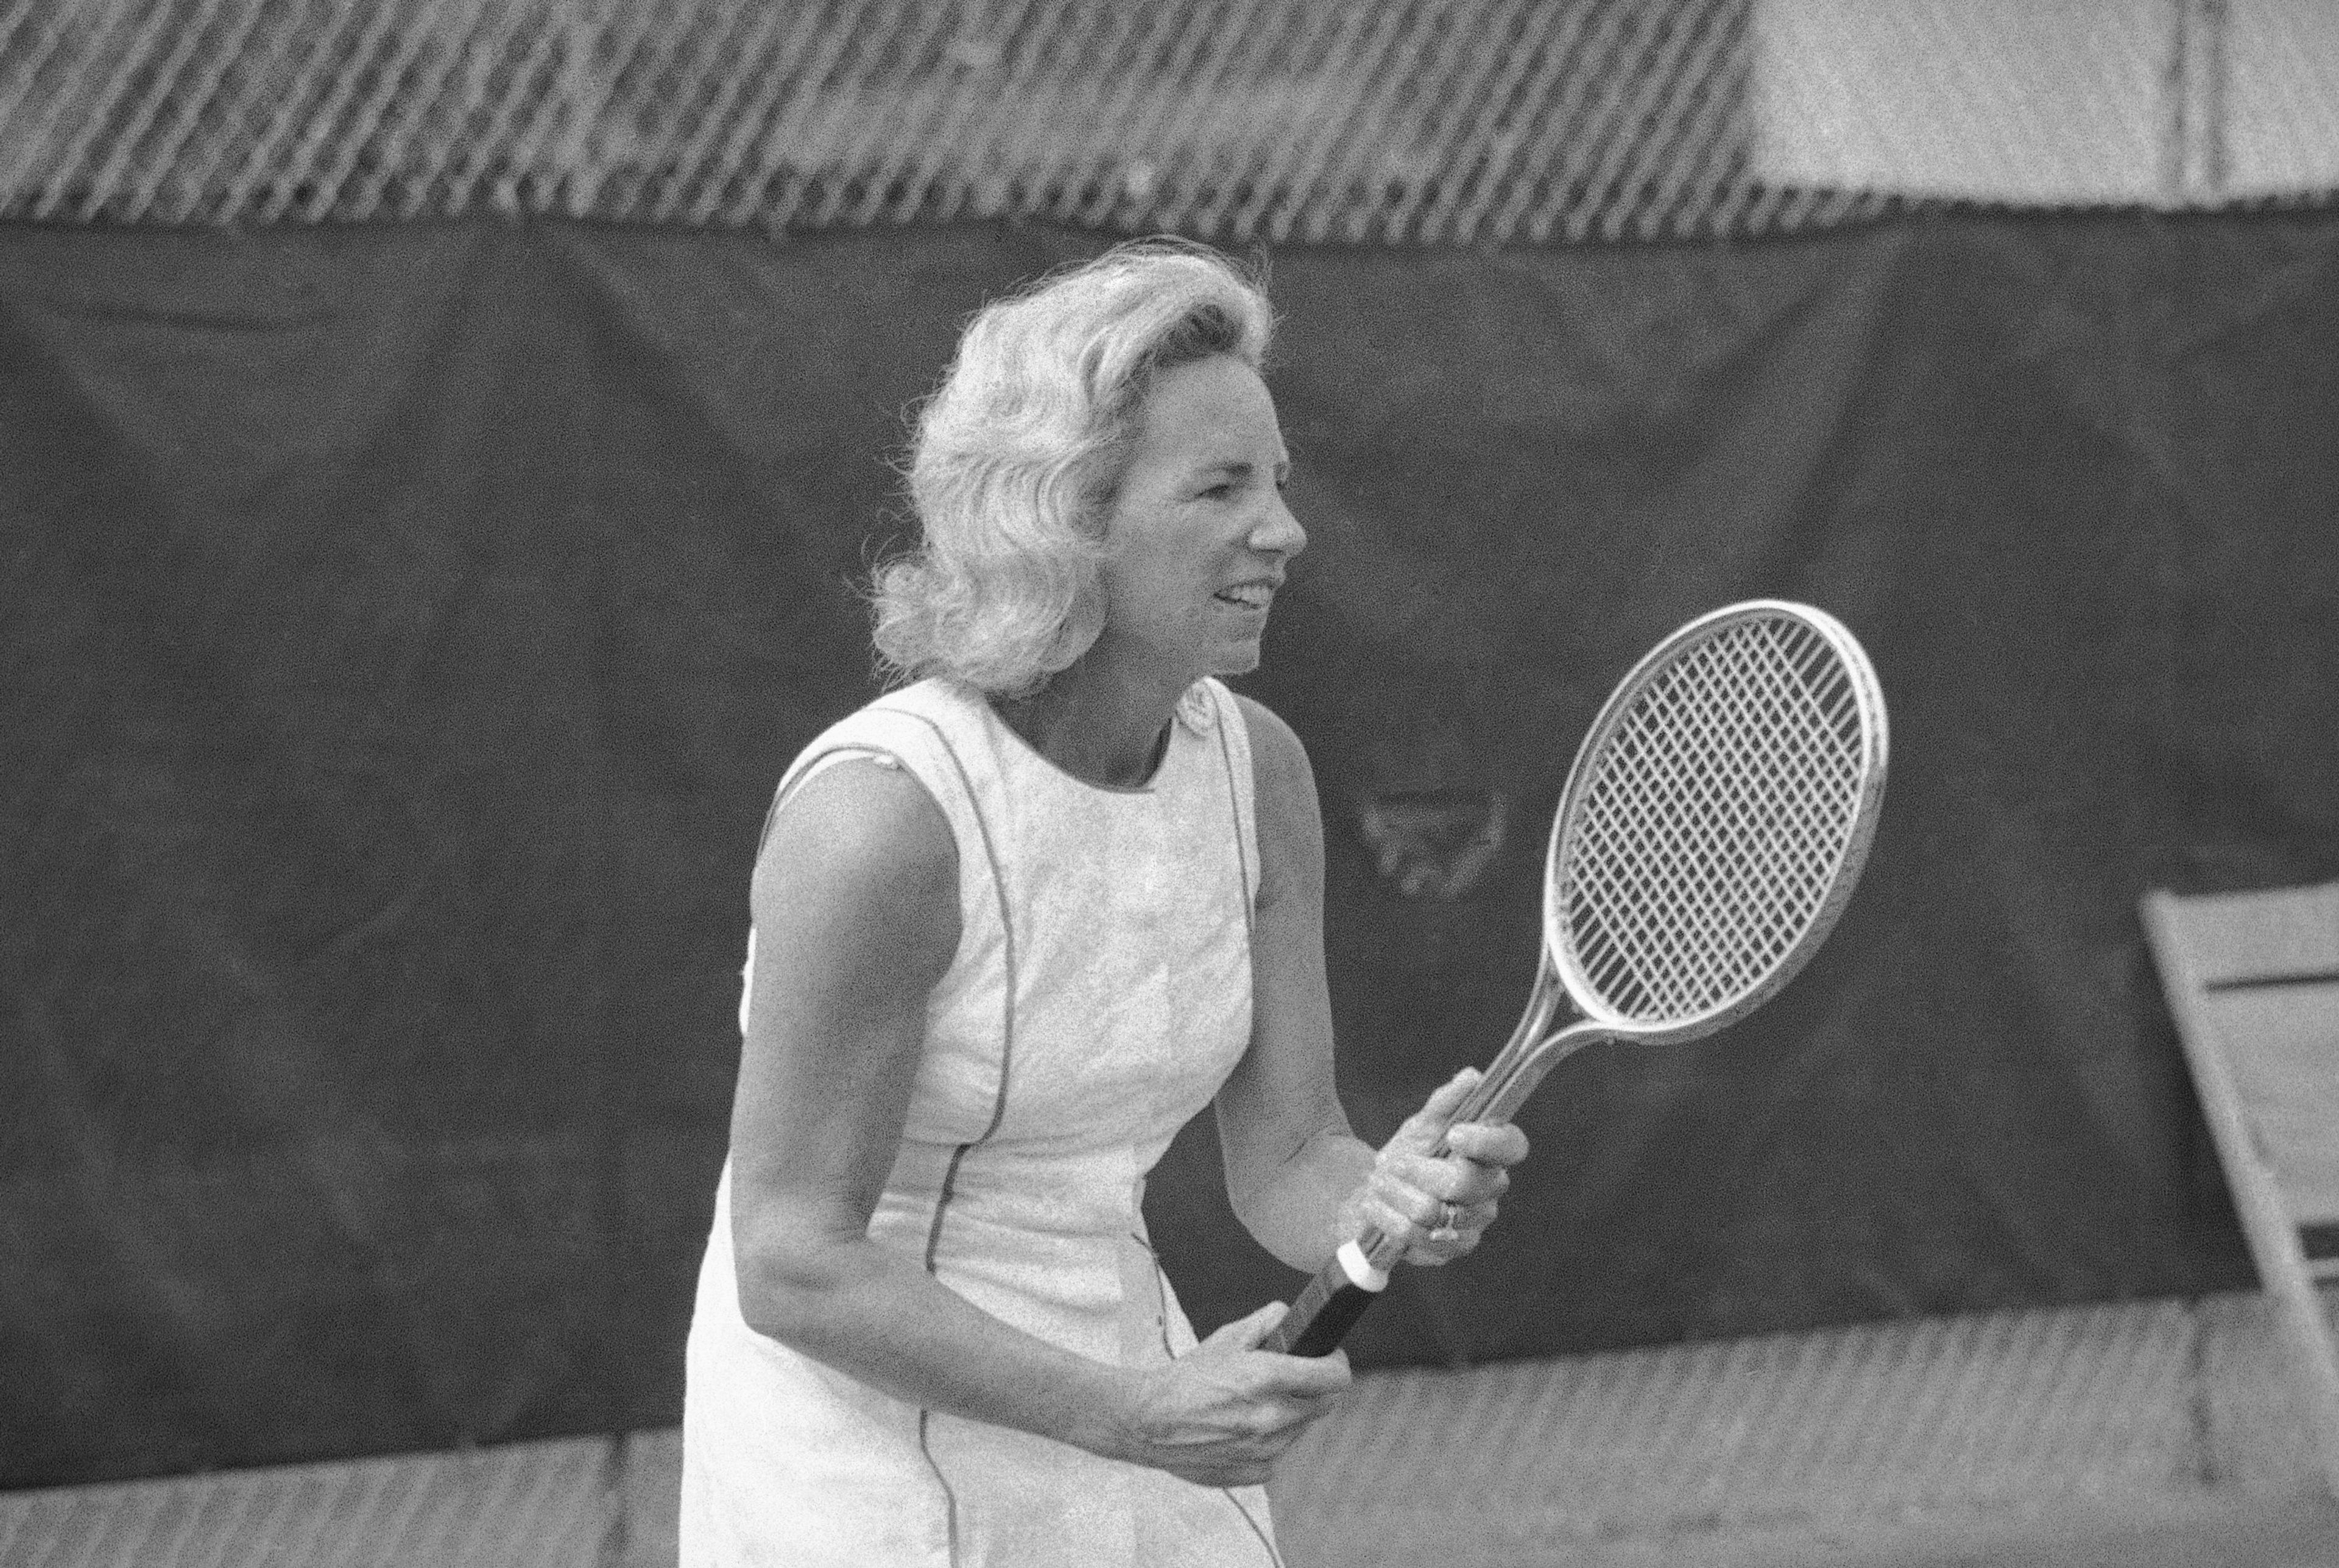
[1561, 616, 1871, 1023]
[1590, 655, 1854, 1008]
[1586, 635, 1857, 1009]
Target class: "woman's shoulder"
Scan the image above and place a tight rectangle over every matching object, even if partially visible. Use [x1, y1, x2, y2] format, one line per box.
[761, 681, 969, 872]
[805, 676, 976, 746]
[1222, 690, 1321, 855]
[1209, 691, 1322, 916]
[1224, 690, 1310, 786]
[757, 747, 958, 902]
[775, 679, 993, 793]
[747, 752, 960, 1031]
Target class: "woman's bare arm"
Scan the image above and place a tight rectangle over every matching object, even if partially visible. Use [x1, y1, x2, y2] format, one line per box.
[1212, 701, 1373, 1269]
[726, 757, 1347, 1486]
[1216, 697, 1529, 1274]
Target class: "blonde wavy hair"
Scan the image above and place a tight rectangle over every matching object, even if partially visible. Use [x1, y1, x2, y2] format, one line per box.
[871, 239, 1275, 695]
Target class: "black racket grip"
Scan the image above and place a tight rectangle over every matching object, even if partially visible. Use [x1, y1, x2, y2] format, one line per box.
[1260, 1247, 1386, 1357]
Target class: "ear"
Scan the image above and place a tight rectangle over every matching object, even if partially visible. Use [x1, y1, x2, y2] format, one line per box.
[1041, 570, 1107, 673]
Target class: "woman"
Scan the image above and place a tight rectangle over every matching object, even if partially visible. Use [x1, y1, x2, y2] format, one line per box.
[681, 240, 1528, 1567]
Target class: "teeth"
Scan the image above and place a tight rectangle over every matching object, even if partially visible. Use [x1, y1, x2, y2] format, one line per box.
[1218, 584, 1271, 607]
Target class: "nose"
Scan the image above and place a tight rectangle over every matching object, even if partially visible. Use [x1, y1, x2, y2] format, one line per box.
[1249, 489, 1307, 560]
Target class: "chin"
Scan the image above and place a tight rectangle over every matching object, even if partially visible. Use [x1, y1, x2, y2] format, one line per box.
[1210, 642, 1265, 677]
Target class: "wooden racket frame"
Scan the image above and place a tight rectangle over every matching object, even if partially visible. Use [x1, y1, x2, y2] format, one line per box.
[1262, 599, 1889, 1357]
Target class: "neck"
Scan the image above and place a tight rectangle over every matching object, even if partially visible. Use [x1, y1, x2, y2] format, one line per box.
[992, 646, 1193, 789]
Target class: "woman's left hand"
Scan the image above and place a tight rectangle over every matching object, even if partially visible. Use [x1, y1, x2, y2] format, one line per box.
[1338, 1068, 1531, 1266]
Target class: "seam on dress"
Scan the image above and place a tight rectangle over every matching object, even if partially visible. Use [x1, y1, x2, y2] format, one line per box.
[1138, 1234, 1179, 1360]
[750, 722, 962, 1558]
[916, 1409, 963, 1566]
[1140, 1232, 1282, 1564]
[1205, 686, 1284, 1568]
[1221, 1487, 1286, 1567]
[884, 703, 1020, 1145]
[884, 699, 1020, 1568]
[1145, 1234, 1284, 1566]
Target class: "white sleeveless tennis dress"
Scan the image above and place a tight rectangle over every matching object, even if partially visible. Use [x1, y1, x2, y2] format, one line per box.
[680, 676, 1284, 1567]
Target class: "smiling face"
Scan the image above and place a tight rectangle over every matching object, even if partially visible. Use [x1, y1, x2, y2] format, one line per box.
[1092, 354, 1305, 689]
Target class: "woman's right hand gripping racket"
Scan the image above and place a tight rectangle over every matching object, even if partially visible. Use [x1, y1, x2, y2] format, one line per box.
[1263, 599, 1890, 1357]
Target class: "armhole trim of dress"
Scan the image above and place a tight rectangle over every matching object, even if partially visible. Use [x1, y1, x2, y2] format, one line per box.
[1208, 682, 1257, 942]
[755, 743, 901, 857]
[880, 704, 1018, 1156]
[1210, 685, 1285, 1568]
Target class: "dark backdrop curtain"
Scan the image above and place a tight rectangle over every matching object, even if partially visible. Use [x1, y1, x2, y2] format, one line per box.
[4, 213, 2334, 1485]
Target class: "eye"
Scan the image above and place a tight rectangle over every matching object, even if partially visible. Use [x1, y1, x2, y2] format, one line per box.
[1199, 481, 1237, 500]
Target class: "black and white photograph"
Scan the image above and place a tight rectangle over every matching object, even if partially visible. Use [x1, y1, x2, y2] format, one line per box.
[4, 3, 2338, 1564]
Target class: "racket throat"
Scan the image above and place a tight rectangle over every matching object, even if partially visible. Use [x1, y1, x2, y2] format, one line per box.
[1473, 1020, 1610, 1125]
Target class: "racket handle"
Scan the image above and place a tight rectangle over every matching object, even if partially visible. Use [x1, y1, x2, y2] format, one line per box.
[1259, 1241, 1389, 1357]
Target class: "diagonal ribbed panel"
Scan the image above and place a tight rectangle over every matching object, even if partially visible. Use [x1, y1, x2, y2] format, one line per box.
[3, 1291, 2330, 1566]
[1267, 1293, 2310, 1567]
[614, 1430, 680, 1568]
[0, 1437, 616, 1568]
[2200, 1284, 2339, 1494]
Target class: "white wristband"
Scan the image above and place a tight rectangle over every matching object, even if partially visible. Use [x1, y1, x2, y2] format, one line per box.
[1335, 1239, 1391, 1293]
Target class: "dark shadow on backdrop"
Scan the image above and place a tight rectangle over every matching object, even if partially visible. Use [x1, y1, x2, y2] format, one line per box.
[2, 211, 2335, 1485]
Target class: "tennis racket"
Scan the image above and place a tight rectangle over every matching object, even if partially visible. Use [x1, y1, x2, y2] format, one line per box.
[1262, 599, 1889, 1357]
